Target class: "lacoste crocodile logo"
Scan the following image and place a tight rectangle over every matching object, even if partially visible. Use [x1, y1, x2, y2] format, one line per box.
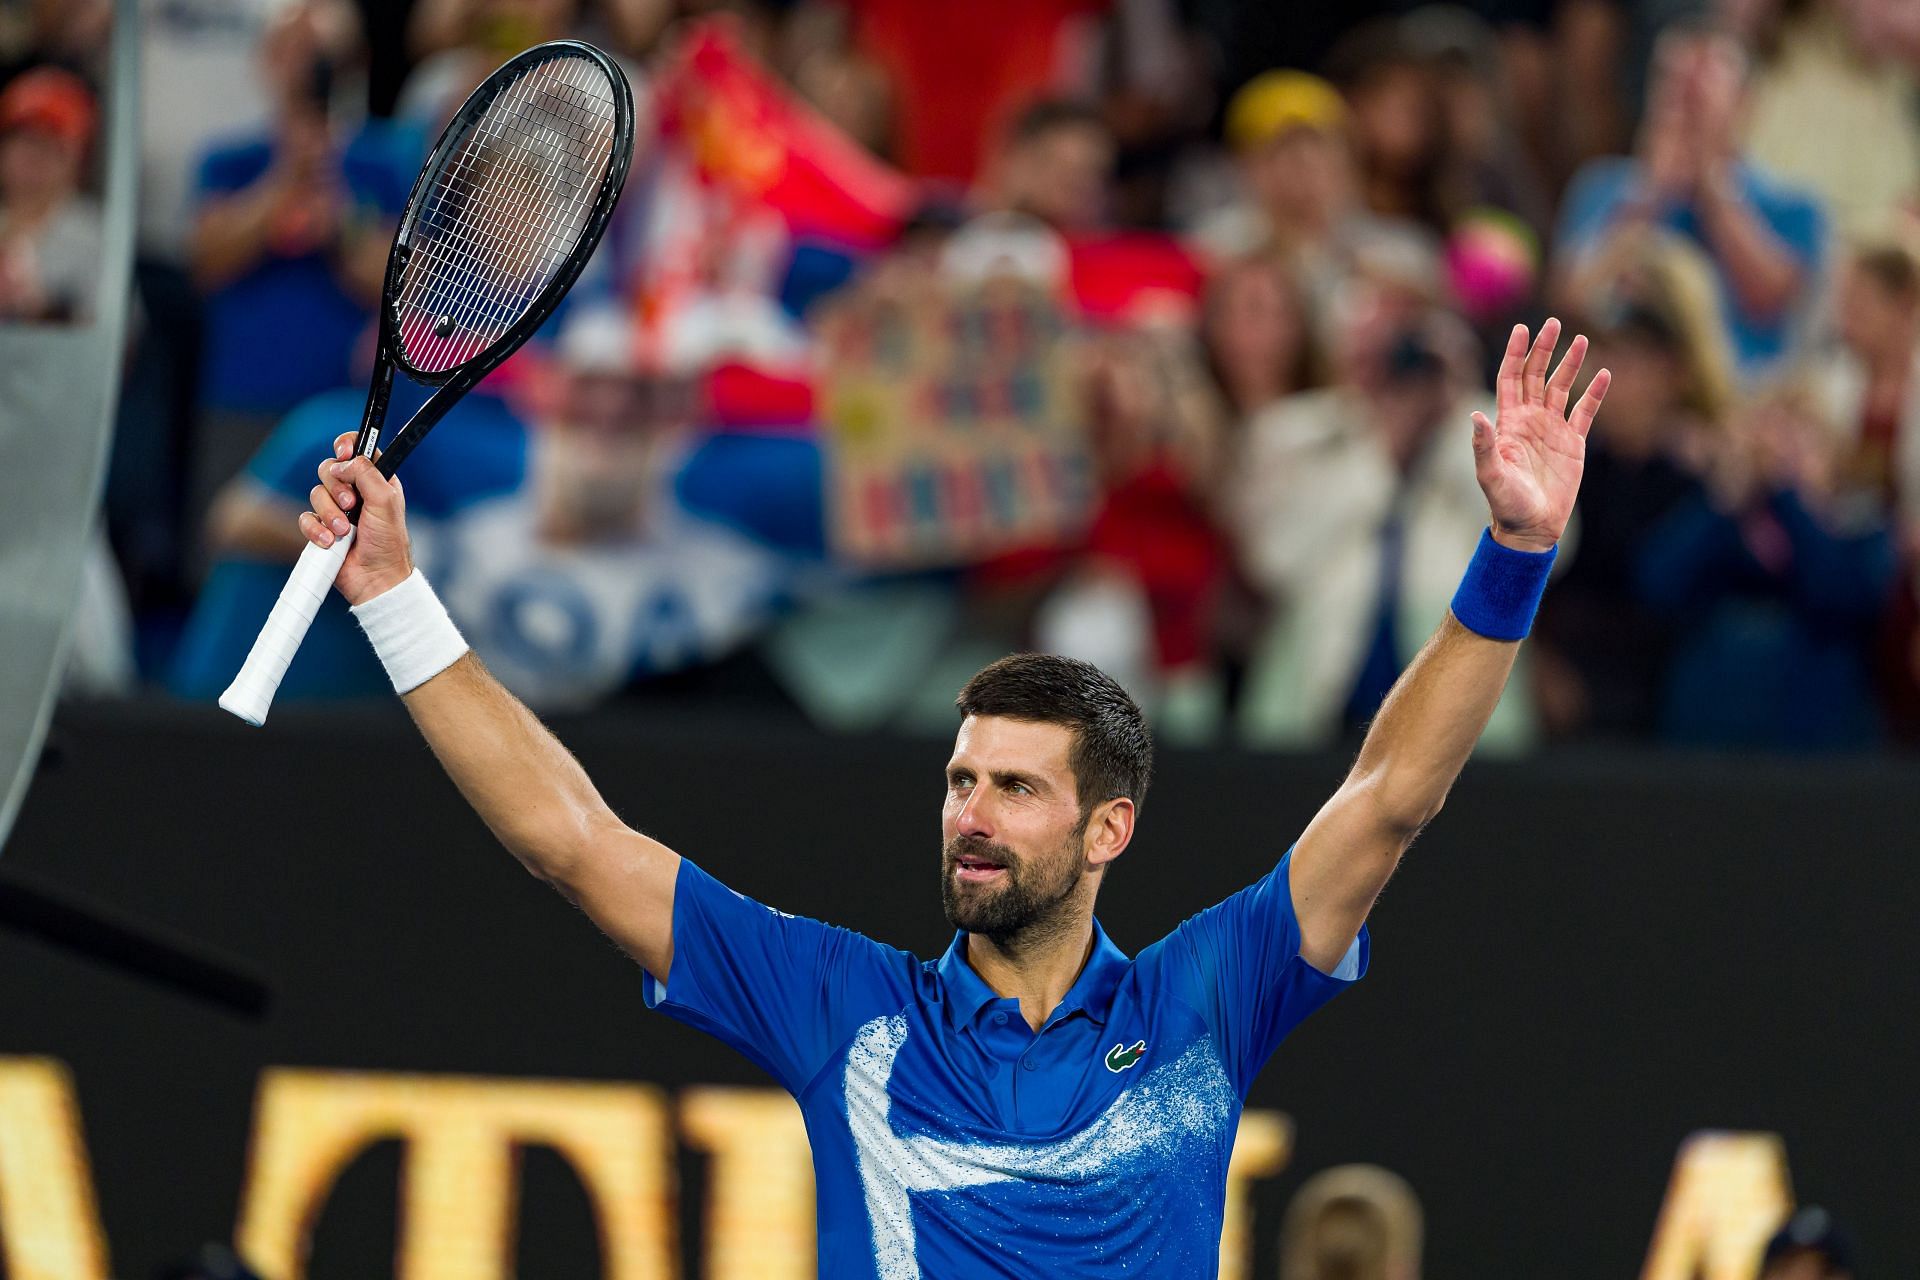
[1104, 1040, 1147, 1073]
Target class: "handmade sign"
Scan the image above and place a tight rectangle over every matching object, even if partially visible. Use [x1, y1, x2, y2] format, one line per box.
[816, 269, 1094, 569]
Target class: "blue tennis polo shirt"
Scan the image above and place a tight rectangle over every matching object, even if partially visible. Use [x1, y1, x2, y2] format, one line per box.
[643, 846, 1366, 1278]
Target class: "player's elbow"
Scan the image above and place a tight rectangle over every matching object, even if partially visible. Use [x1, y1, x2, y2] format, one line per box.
[1351, 770, 1445, 845]
[499, 800, 606, 888]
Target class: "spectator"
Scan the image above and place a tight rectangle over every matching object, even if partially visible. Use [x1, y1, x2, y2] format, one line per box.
[434, 307, 821, 707]
[406, 0, 580, 61]
[1034, 320, 1232, 740]
[396, 0, 631, 129]
[141, 0, 331, 263]
[1810, 240, 1920, 736]
[1738, 0, 1920, 242]
[1493, 0, 1631, 200]
[0, 0, 109, 85]
[1813, 241, 1920, 515]
[1533, 231, 1733, 739]
[780, 3, 895, 160]
[1083, 0, 1218, 229]
[178, 305, 819, 709]
[0, 66, 100, 324]
[1324, 18, 1453, 234]
[1554, 23, 1829, 385]
[1757, 1206, 1855, 1280]
[1200, 252, 1321, 423]
[1279, 1164, 1422, 1280]
[1638, 382, 1894, 749]
[1225, 274, 1540, 751]
[1399, 5, 1554, 236]
[978, 99, 1115, 235]
[169, 379, 526, 704]
[1196, 69, 1423, 341]
[187, 1, 418, 526]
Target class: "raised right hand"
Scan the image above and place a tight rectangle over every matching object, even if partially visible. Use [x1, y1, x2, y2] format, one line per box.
[302, 431, 415, 606]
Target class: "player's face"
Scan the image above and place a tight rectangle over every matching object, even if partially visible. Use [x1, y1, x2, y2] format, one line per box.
[940, 716, 1091, 942]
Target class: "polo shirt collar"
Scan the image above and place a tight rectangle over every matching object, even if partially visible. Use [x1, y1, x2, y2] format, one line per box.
[936, 919, 1131, 1030]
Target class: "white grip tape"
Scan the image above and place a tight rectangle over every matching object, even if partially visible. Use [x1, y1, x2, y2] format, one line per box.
[218, 532, 353, 725]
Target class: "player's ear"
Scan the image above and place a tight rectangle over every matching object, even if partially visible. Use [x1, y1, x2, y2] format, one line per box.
[1084, 796, 1134, 869]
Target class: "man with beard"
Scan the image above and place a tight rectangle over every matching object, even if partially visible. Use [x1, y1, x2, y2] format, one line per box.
[297, 320, 1607, 1276]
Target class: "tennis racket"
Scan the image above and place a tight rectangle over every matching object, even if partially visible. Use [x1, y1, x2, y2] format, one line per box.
[220, 39, 634, 726]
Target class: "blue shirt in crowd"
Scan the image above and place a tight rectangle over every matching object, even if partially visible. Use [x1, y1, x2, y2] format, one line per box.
[170, 382, 826, 706]
[193, 122, 420, 414]
[1556, 157, 1828, 380]
[644, 847, 1364, 1278]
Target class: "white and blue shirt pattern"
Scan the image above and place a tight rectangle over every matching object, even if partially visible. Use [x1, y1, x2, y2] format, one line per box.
[643, 847, 1366, 1278]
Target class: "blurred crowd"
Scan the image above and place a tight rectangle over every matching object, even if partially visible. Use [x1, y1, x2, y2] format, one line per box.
[8, 0, 1920, 753]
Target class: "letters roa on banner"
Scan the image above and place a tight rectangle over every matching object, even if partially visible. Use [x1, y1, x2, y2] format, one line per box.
[817, 269, 1094, 571]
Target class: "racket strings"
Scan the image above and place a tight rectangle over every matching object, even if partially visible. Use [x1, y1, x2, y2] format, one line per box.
[401, 58, 610, 367]
[423, 68, 598, 326]
[395, 52, 618, 374]
[404, 56, 610, 361]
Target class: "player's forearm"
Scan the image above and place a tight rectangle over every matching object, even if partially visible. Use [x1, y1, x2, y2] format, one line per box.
[401, 653, 618, 880]
[1347, 615, 1518, 835]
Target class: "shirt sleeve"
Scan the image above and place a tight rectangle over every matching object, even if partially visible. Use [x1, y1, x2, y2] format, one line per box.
[1553, 158, 1634, 260]
[194, 139, 269, 202]
[643, 858, 918, 1094]
[1135, 846, 1366, 1095]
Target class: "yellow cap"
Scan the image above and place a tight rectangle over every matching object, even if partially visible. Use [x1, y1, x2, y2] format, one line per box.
[1224, 70, 1348, 151]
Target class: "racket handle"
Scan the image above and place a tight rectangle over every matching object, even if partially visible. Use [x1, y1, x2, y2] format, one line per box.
[218, 533, 354, 726]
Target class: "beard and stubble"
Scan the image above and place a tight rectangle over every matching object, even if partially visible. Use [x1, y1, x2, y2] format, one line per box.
[941, 818, 1092, 949]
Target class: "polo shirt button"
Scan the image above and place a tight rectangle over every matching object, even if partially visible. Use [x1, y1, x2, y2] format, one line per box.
[1022, 1058, 1037, 1071]
[992, 1012, 1008, 1026]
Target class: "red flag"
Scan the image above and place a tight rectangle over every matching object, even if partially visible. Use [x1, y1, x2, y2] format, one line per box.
[656, 21, 917, 250]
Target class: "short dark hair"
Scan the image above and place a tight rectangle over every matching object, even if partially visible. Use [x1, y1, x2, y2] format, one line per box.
[955, 653, 1153, 816]
[1004, 98, 1107, 150]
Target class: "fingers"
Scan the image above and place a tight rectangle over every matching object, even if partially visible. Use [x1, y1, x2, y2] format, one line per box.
[1546, 333, 1588, 416]
[327, 455, 402, 518]
[298, 510, 345, 549]
[329, 434, 382, 464]
[316, 454, 359, 514]
[308, 481, 348, 530]
[1470, 409, 1497, 461]
[1496, 324, 1528, 412]
[1522, 317, 1561, 404]
[1570, 367, 1613, 438]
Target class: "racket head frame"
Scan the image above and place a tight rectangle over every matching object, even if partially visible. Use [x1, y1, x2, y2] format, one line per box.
[351, 38, 636, 478]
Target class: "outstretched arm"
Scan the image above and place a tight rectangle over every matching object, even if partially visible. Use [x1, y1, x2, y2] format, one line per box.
[1290, 321, 1610, 971]
[303, 433, 681, 979]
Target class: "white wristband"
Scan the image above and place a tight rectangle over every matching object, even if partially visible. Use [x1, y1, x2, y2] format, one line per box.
[350, 568, 469, 695]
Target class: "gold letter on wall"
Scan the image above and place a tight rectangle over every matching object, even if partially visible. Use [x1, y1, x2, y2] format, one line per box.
[236, 1070, 676, 1280]
[1640, 1131, 1793, 1280]
[0, 1057, 111, 1280]
[1218, 1108, 1293, 1280]
[680, 1087, 815, 1280]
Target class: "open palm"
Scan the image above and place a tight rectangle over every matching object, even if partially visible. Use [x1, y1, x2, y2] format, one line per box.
[1471, 318, 1611, 553]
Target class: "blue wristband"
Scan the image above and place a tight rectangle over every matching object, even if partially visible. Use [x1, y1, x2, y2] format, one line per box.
[1450, 528, 1556, 641]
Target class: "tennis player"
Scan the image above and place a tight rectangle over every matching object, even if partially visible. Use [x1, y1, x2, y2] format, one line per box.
[303, 320, 1606, 1276]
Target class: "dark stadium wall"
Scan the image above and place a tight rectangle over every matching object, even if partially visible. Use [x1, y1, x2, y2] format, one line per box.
[3, 705, 1916, 1278]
